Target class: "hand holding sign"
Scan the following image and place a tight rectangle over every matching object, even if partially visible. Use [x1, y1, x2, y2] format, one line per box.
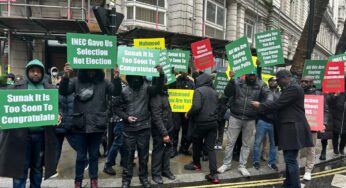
[63, 63, 73, 78]
[114, 66, 120, 79]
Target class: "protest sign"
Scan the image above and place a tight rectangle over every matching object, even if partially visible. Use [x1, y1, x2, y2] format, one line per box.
[168, 89, 194, 112]
[302, 60, 327, 89]
[255, 29, 284, 67]
[67, 33, 116, 69]
[117, 46, 160, 77]
[160, 50, 176, 84]
[191, 39, 215, 70]
[168, 50, 190, 72]
[225, 36, 256, 78]
[213, 73, 229, 94]
[0, 89, 59, 129]
[322, 61, 345, 93]
[328, 54, 346, 74]
[134, 38, 165, 49]
[261, 66, 275, 75]
[304, 95, 324, 131]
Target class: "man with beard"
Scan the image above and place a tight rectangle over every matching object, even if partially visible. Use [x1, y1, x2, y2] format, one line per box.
[59, 63, 122, 188]
[217, 71, 268, 177]
[114, 66, 164, 188]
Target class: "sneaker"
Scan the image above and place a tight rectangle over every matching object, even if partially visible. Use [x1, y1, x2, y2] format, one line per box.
[85, 163, 89, 171]
[238, 167, 251, 177]
[103, 166, 116, 176]
[253, 162, 260, 170]
[303, 172, 311, 181]
[268, 163, 278, 171]
[184, 162, 201, 171]
[51, 172, 58, 178]
[214, 145, 218, 150]
[340, 149, 346, 156]
[217, 145, 223, 150]
[217, 164, 230, 173]
[91, 179, 98, 188]
[205, 174, 220, 184]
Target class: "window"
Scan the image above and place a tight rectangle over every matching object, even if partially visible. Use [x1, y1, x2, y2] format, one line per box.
[244, 19, 254, 43]
[289, 0, 296, 20]
[206, 2, 216, 23]
[205, 0, 225, 39]
[136, 7, 164, 24]
[136, 0, 165, 8]
[126, 0, 166, 26]
[205, 25, 223, 39]
[127, 6, 134, 19]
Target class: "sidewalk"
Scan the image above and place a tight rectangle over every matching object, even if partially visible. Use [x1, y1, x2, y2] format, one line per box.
[0, 137, 341, 188]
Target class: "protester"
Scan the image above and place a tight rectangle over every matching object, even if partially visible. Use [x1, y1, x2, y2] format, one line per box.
[114, 65, 164, 188]
[184, 73, 220, 184]
[50, 67, 60, 86]
[59, 63, 122, 188]
[6, 73, 15, 85]
[251, 70, 313, 188]
[150, 77, 176, 184]
[215, 95, 228, 150]
[252, 77, 280, 171]
[300, 76, 329, 180]
[0, 59, 60, 188]
[217, 70, 268, 177]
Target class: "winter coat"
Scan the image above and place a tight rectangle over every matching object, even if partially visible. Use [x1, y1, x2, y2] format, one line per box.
[55, 94, 74, 134]
[187, 73, 218, 123]
[259, 83, 314, 150]
[225, 77, 268, 120]
[217, 96, 229, 121]
[0, 81, 57, 179]
[150, 92, 174, 137]
[59, 70, 122, 133]
[258, 88, 281, 124]
[327, 93, 346, 135]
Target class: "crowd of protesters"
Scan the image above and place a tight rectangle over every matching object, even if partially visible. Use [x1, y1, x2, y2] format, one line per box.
[0, 58, 345, 188]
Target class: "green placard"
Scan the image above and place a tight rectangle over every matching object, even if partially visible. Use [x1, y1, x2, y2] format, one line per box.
[168, 50, 190, 72]
[225, 36, 256, 78]
[302, 60, 327, 89]
[255, 29, 284, 67]
[213, 72, 229, 94]
[67, 33, 117, 69]
[328, 54, 346, 74]
[160, 50, 176, 84]
[261, 66, 275, 75]
[0, 89, 59, 129]
[117, 46, 160, 77]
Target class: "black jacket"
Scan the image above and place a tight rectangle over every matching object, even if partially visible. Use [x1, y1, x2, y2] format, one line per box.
[327, 93, 346, 135]
[114, 74, 164, 132]
[56, 94, 74, 134]
[150, 92, 174, 137]
[225, 77, 268, 120]
[59, 70, 122, 133]
[259, 88, 281, 123]
[218, 96, 229, 121]
[187, 73, 218, 123]
[259, 83, 314, 150]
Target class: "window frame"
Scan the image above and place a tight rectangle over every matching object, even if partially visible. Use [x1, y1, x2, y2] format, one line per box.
[125, 0, 167, 26]
[204, 0, 226, 39]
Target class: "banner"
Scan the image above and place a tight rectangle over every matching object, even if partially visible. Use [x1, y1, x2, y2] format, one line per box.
[302, 60, 327, 89]
[225, 36, 256, 78]
[0, 89, 59, 129]
[304, 95, 324, 131]
[117, 46, 160, 77]
[191, 39, 215, 70]
[168, 89, 194, 112]
[67, 33, 117, 69]
[134, 38, 165, 49]
[160, 50, 176, 85]
[213, 72, 229, 94]
[322, 61, 345, 93]
[255, 29, 284, 67]
[328, 54, 346, 74]
[261, 66, 275, 75]
[168, 50, 190, 72]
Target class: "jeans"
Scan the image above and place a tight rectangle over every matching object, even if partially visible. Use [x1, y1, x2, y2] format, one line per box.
[72, 133, 103, 183]
[55, 132, 65, 167]
[13, 132, 45, 188]
[105, 121, 125, 168]
[283, 150, 300, 188]
[223, 116, 255, 168]
[253, 119, 277, 165]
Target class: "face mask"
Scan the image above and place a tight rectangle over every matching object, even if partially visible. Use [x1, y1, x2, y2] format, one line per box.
[6, 80, 14, 85]
[52, 72, 58, 77]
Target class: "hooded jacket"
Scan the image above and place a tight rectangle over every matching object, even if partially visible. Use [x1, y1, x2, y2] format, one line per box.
[187, 73, 218, 123]
[0, 59, 57, 179]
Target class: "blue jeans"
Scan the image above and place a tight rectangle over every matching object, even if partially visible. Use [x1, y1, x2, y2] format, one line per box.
[253, 119, 277, 165]
[72, 133, 103, 183]
[13, 132, 45, 188]
[105, 121, 125, 167]
[283, 150, 300, 188]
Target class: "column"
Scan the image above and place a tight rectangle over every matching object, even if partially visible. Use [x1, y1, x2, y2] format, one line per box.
[236, 3, 245, 38]
[226, 0, 237, 40]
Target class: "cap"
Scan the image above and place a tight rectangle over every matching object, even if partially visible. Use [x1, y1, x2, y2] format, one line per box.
[275, 70, 291, 80]
[268, 77, 276, 82]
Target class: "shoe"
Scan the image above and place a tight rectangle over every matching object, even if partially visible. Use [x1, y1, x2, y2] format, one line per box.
[140, 179, 151, 188]
[319, 152, 326, 160]
[184, 162, 201, 171]
[214, 145, 218, 150]
[334, 148, 340, 155]
[91, 179, 98, 188]
[303, 172, 311, 181]
[238, 167, 251, 177]
[217, 164, 230, 173]
[152, 175, 163, 184]
[217, 145, 223, 150]
[75, 181, 82, 188]
[162, 171, 176, 180]
[171, 149, 178, 158]
[340, 149, 346, 156]
[202, 155, 209, 161]
[268, 164, 278, 171]
[85, 163, 89, 171]
[103, 166, 116, 176]
[51, 172, 58, 178]
[205, 174, 220, 184]
[121, 181, 130, 188]
[253, 162, 260, 170]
